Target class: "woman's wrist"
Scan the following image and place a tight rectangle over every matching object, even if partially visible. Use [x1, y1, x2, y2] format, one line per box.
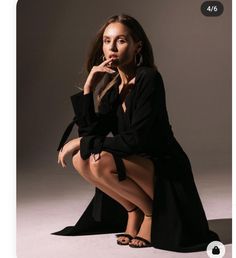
[83, 84, 92, 95]
[72, 138, 81, 149]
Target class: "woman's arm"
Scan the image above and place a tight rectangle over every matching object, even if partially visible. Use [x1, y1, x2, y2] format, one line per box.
[79, 69, 166, 159]
[57, 137, 82, 168]
[57, 58, 116, 152]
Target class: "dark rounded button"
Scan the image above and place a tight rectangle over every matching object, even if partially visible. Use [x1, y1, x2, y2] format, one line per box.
[201, 1, 224, 17]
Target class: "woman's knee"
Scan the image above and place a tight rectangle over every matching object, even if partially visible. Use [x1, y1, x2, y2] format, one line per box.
[89, 151, 116, 179]
[72, 150, 90, 176]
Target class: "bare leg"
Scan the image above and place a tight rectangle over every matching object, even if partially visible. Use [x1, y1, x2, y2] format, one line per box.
[88, 151, 154, 245]
[88, 152, 153, 215]
[72, 151, 135, 210]
[72, 151, 154, 246]
[72, 151, 144, 244]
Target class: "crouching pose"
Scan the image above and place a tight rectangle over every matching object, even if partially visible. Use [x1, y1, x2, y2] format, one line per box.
[56, 14, 220, 252]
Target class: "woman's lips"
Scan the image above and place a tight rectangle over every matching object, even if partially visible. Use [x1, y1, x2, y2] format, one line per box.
[107, 56, 119, 66]
[109, 55, 118, 59]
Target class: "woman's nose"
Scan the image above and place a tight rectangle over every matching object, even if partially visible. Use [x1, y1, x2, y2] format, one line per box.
[109, 42, 117, 51]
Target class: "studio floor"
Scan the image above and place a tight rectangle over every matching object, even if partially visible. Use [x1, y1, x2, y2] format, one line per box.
[17, 164, 232, 258]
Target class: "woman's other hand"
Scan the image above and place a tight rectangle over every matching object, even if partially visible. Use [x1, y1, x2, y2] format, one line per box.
[57, 137, 82, 168]
[83, 58, 116, 94]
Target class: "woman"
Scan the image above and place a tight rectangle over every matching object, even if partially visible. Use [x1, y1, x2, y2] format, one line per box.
[55, 14, 220, 251]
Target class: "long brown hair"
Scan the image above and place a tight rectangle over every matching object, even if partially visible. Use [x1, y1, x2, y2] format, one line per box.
[85, 14, 156, 104]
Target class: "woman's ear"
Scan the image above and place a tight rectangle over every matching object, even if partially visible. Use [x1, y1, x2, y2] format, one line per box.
[136, 41, 143, 54]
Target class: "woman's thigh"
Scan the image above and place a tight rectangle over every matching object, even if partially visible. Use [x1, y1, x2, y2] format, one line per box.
[90, 151, 155, 199]
[122, 155, 155, 199]
[72, 150, 94, 180]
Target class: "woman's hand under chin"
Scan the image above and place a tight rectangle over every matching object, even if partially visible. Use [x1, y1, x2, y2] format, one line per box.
[57, 137, 82, 168]
[83, 57, 116, 94]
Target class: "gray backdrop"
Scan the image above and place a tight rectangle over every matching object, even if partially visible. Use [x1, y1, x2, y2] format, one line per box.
[17, 0, 231, 174]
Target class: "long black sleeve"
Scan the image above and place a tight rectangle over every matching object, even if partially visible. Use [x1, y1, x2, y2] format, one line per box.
[70, 91, 116, 137]
[57, 88, 117, 151]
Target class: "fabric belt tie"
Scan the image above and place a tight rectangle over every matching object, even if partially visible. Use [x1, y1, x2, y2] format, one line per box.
[111, 153, 127, 181]
[57, 116, 77, 151]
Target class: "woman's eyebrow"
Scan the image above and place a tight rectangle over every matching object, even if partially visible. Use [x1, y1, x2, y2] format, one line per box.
[103, 34, 128, 38]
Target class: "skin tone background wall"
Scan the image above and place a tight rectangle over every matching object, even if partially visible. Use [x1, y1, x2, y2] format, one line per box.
[17, 0, 231, 175]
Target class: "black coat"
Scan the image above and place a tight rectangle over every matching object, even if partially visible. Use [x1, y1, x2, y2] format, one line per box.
[53, 66, 220, 252]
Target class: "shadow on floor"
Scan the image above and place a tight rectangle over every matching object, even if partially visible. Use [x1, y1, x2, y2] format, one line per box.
[208, 218, 232, 244]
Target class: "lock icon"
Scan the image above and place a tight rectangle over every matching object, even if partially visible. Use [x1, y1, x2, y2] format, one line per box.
[207, 241, 225, 258]
[212, 245, 220, 255]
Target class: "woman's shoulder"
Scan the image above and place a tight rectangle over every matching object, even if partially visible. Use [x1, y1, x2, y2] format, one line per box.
[136, 66, 161, 79]
[135, 66, 164, 92]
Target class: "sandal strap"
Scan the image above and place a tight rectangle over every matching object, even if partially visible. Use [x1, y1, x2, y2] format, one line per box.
[144, 214, 152, 217]
[133, 236, 151, 245]
[116, 233, 134, 240]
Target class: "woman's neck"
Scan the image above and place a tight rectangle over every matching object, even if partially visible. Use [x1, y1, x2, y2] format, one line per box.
[117, 64, 137, 85]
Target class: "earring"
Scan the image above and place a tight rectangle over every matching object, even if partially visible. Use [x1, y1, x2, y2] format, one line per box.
[135, 53, 143, 67]
[102, 55, 106, 61]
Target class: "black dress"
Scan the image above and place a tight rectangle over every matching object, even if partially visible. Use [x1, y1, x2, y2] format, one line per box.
[53, 66, 220, 252]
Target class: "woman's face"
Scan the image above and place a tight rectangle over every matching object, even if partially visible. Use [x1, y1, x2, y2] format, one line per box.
[102, 22, 141, 68]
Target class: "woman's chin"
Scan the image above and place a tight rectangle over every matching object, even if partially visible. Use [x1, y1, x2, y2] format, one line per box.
[110, 63, 119, 69]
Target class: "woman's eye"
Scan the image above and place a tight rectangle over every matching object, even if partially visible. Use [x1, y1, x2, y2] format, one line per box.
[117, 39, 126, 44]
[103, 39, 110, 44]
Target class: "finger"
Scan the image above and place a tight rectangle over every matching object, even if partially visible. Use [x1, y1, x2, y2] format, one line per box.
[93, 153, 101, 161]
[105, 59, 119, 69]
[57, 153, 61, 164]
[58, 150, 63, 162]
[57, 151, 63, 167]
[100, 57, 114, 66]
[58, 156, 62, 167]
[61, 155, 67, 168]
[102, 67, 116, 74]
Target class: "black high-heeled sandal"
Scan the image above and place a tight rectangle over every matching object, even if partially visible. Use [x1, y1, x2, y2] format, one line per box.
[116, 206, 141, 245]
[128, 214, 152, 248]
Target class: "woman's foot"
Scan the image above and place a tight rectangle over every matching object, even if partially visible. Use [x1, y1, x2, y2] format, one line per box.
[116, 207, 144, 245]
[129, 214, 152, 248]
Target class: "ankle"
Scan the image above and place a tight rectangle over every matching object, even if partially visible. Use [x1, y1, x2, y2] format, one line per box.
[127, 206, 139, 213]
[144, 213, 152, 218]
